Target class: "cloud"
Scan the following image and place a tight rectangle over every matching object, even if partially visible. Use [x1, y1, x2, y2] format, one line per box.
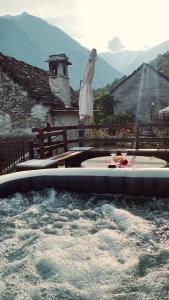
[107, 37, 125, 52]
[0, 0, 77, 17]
[142, 45, 150, 50]
[1, 0, 169, 52]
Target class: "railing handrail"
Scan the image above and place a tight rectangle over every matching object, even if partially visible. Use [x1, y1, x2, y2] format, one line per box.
[29, 122, 169, 157]
[32, 122, 169, 131]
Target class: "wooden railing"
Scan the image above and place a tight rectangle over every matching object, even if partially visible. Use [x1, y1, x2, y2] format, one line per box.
[77, 122, 169, 149]
[30, 123, 79, 159]
[29, 122, 169, 159]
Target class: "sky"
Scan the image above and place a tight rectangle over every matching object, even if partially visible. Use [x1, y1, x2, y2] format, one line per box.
[1, 0, 169, 53]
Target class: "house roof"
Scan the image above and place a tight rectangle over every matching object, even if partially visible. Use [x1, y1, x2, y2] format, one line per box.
[159, 105, 169, 114]
[111, 63, 169, 93]
[0, 53, 78, 109]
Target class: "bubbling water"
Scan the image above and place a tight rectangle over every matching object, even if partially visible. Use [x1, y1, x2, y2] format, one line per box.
[0, 189, 169, 300]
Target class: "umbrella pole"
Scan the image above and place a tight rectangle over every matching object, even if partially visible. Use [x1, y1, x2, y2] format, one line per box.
[78, 120, 85, 147]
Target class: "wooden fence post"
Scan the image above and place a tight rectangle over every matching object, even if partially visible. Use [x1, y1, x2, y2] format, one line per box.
[38, 128, 45, 158]
[28, 140, 34, 159]
[46, 122, 53, 156]
[21, 140, 25, 161]
[63, 128, 68, 152]
[78, 120, 84, 147]
[135, 124, 140, 149]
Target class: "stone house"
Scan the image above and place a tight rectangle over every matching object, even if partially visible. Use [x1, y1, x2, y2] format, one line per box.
[0, 53, 79, 130]
[111, 63, 169, 122]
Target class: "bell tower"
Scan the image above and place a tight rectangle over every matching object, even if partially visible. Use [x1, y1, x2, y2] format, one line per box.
[47, 54, 72, 107]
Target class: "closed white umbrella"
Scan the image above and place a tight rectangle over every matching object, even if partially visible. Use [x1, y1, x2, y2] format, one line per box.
[79, 48, 97, 120]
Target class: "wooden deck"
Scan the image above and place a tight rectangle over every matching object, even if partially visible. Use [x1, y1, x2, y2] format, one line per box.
[2, 121, 169, 175]
[15, 147, 169, 171]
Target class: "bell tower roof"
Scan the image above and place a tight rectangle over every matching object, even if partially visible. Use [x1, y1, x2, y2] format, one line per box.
[46, 54, 72, 65]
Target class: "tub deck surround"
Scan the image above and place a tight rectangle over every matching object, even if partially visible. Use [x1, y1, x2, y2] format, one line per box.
[15, 159, 59, 170]
[1, 168, 169, 198]
[15, 147, 95, 171]
[16, 151, 82, 171]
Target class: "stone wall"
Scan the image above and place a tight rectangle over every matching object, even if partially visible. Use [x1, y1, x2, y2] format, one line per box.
[113, 65, 169, 122]
[0, 70, 36, 128]
[0, 70, 79, 131]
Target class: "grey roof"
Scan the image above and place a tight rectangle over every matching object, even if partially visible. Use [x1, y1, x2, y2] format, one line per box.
[111, 63, 169, 93]
[0, 53, 78, 109]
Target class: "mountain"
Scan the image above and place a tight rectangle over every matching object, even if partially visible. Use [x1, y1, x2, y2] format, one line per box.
[0, 12, 122, 89]
[100, 50, 142, 74]
[126, 41, 169, 74]
[100, 40, 169, 75]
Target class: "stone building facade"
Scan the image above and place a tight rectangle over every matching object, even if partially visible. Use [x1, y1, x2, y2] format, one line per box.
[112, 63, 169, 122]
[0, 53, 79, 131]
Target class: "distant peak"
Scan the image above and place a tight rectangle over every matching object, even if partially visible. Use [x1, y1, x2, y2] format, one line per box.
[17, 11, 29, 18]
[0, 11, 30, 19]
[20, 11, 29, 16]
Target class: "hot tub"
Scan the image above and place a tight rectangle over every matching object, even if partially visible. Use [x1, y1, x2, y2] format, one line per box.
[0, 168, 169, 300]
[1, 168, 169, 198]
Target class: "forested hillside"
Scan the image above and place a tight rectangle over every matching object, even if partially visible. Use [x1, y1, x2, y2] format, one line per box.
[151, 51, 169, 78]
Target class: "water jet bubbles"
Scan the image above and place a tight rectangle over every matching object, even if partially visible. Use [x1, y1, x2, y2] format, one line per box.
[0, 190, 169, 299]
[36, 257, 59, 279]
[70, 209, 82, 219]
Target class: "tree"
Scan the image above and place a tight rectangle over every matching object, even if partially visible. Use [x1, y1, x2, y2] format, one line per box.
[151, 51, 169, 77]
[93, 76, 135, 124]
[94, 92, 117, 124]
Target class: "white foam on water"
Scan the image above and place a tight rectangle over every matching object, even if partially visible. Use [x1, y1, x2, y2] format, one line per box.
[0, 189, 169, 299]
[101, 204, 151, 235]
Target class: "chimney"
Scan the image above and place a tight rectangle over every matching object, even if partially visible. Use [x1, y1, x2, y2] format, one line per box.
[47, 54, 72, 107]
